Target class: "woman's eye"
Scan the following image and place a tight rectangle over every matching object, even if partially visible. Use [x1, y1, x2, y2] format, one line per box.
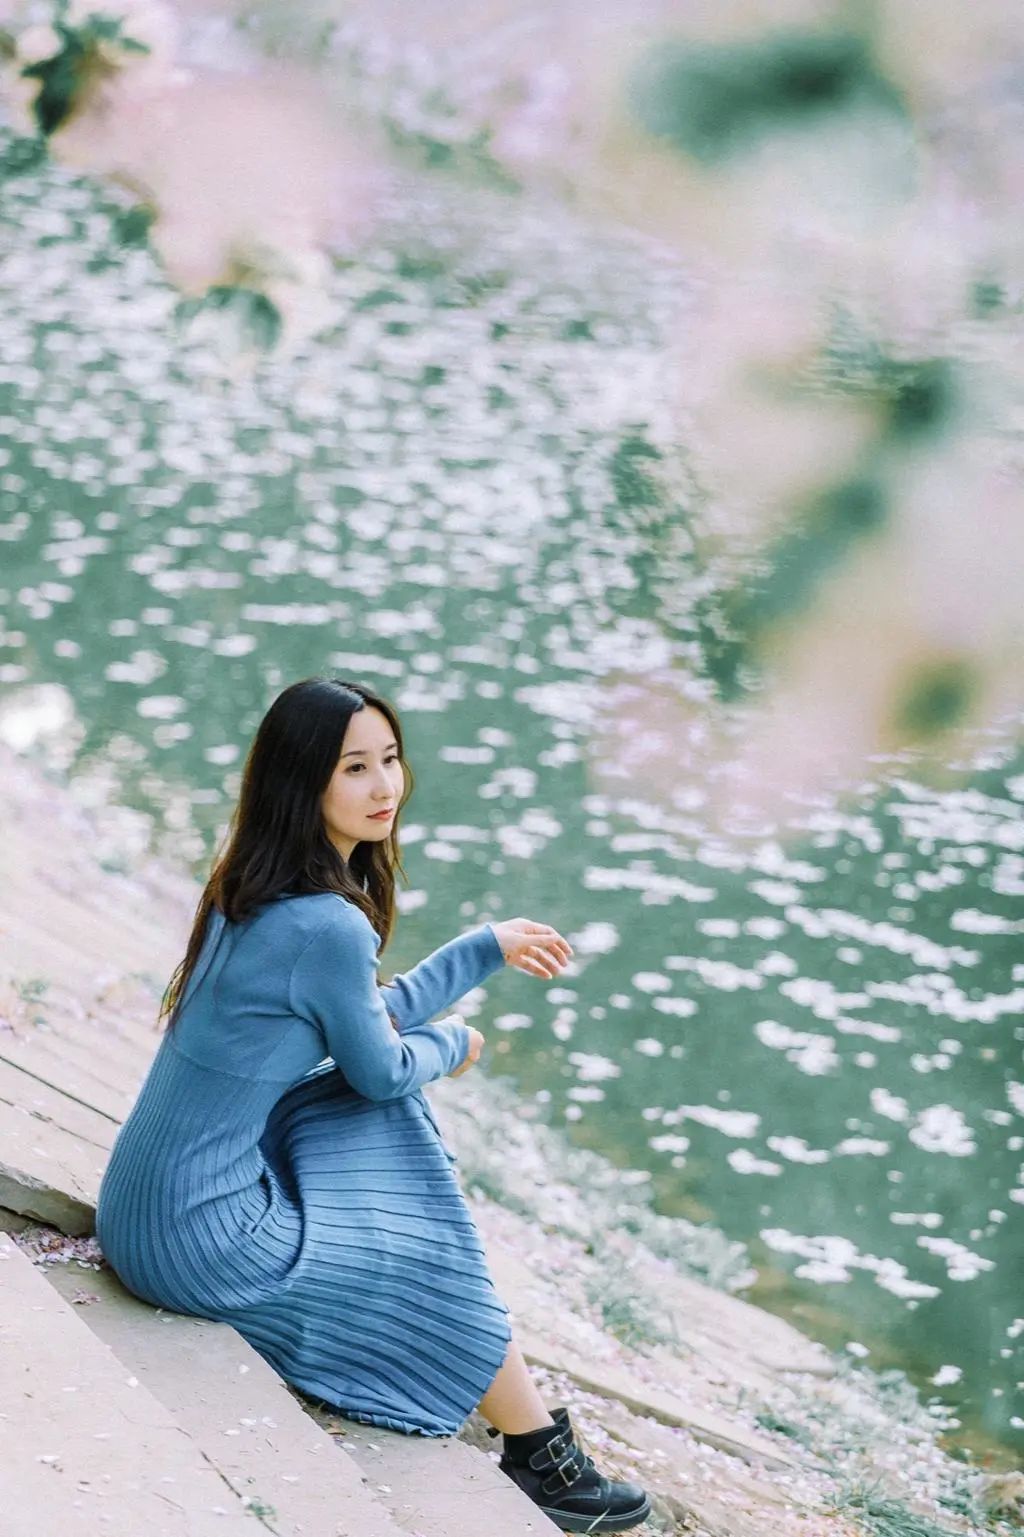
[348, 756, 399, 773]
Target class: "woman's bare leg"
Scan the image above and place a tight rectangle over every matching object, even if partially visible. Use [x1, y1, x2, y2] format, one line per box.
[477, 1333, 555, 1435]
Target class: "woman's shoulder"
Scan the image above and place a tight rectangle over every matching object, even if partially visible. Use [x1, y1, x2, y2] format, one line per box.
[254, 891, 379, 947]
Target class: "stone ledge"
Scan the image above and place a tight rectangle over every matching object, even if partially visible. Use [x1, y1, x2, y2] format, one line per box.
[43, 1256, 408, 1537]
[0, 1235, 258, 1537]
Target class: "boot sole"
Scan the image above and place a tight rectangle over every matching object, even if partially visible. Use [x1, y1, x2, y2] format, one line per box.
[538, 1494, 652, 1532]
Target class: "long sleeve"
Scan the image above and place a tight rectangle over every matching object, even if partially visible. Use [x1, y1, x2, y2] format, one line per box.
[288, 901, 472, 1102]
[378, 923, 505, 1033]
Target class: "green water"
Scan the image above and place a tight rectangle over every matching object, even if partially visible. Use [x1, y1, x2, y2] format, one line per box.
[0, 130, 1021, 1464]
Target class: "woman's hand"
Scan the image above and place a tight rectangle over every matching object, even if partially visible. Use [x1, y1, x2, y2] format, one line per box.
[448, 1025, 485, 1078]
[490, 918, 573, 979]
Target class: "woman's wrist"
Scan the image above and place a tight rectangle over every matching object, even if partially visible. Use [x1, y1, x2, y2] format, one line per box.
[449, 1018, 472, 1069]
[483, 921, 507, 966]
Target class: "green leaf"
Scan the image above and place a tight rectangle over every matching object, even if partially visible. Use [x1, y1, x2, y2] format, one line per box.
[177, 285, 284, 353]
[627, 28, 905, 163]
[22, 39, 86, 136]
[894, 660, 975, 739]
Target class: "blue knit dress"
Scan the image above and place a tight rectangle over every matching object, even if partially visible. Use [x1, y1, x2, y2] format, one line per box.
[95, 893, 513, 1436]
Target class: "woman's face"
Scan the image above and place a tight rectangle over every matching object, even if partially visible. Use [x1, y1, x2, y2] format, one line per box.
[321, 705, 406, 860]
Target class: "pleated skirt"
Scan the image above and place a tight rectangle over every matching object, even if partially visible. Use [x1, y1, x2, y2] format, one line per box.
[214, 1066, 513, 1437]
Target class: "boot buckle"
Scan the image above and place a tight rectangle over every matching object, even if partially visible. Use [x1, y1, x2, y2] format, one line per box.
[541, 1452, 584, 1496]
[527, 1432, 569, 1471]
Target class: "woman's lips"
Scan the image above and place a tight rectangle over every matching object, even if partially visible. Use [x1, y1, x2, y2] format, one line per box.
[368, 810, 394, 819]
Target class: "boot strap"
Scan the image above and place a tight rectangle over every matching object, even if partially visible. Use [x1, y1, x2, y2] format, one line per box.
[527, 1431, 570, 1470]
[541, 1451, 587, 1497]
[538, 1446, 588, 1496]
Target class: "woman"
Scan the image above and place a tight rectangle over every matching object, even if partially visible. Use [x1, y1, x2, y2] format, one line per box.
[96, 676, 651, 1534]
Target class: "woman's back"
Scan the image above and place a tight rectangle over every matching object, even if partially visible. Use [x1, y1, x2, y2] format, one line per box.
[95, 895, 344, 1310]
[160, 893, 344, 1084]
[95, 893, 500, 1323]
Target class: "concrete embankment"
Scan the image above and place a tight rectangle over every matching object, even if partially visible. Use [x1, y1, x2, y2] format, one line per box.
[0, 740, 1017, 1537]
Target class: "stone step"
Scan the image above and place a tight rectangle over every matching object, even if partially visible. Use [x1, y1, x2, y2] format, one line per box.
[0, 1093, 104, 1235]
[481, 1231, 808, 1472]
[0, 1234, 259, 1537]
[0, 845, 180, 981]
[0, 760, 191, 979]
[515, 1321, 802, 1473]
[308, 1408, 561, 1537]
[43, 1256, 405, 1537]
[0, 1055, 118, 1152]
[44, 1256, 555, 1537]
[26, 1007, 159, 1082]
[597, 1399, 825, 1537]
[0, 1024, 142, 1124]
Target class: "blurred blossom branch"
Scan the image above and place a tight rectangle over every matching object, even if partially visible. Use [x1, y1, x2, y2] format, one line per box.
[0, 0, 389, 348]
[1, 0, 1021, 808]
[272, 0, 1021, 816]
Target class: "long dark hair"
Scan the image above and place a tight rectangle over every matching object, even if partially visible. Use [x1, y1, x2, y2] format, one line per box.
[160, 677, 413, 1031]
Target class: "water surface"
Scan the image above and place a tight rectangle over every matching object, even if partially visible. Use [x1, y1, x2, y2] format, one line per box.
[1, 129, 1021, 1461]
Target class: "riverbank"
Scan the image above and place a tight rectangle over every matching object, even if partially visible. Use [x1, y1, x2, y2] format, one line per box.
[0, 737, 1019, 1537]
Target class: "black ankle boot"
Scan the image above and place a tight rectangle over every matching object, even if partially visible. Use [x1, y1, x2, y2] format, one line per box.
[497, 1406, 651, 1533]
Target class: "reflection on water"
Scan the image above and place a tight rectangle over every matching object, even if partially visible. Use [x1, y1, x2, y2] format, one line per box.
[0, 128, 1021, 1463]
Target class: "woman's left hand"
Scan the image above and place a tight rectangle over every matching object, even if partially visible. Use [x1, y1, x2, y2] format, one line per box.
[490, 918, 573, 979]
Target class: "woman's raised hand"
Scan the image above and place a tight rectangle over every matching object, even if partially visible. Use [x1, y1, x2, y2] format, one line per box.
[489, 918, 573, 979]
[448, 922, 572, 1079]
